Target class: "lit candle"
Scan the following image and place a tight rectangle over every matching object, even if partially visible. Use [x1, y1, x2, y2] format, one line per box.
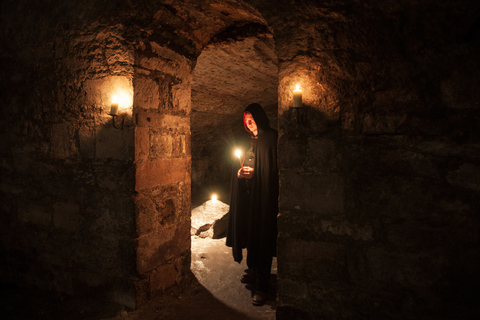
[211, 194, 217, 201]
[293, 84, 302, 109]
[235, 149, 243, 166]
[110, 96, 119, 116]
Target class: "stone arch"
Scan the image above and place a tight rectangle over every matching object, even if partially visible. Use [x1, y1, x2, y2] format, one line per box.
[129, 0, 276, 307]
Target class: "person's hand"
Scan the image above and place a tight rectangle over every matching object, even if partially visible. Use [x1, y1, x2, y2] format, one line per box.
[237, 166, 254, 179]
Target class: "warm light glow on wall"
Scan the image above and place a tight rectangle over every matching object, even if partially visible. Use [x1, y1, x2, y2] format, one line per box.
[102, 76, 133, 115]
[110, 89, 133, 113]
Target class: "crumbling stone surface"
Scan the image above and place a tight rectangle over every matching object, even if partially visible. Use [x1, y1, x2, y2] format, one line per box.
[1, 0, 138, 309]
[133, 40, 193, 305]
[191, 200, 230, 239]
[267, 0, 480, 318]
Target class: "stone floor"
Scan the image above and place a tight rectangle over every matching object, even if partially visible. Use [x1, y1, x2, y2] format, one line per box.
[109, 236, 277, 320]
[190, 236, 277, 320]
[0, 236, 277, 320]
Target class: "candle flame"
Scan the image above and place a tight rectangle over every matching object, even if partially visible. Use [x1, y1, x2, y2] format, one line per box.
[235, 149, 242, 159]
[295, 84, 301, 91]
[111, 90, 132, 111]
[211, 194, 218, 201]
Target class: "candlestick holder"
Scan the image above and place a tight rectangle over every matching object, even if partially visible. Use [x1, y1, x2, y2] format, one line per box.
[110, 114, 125, 129]
[295, 107, 308, 125]
[292, 84, 306, 125]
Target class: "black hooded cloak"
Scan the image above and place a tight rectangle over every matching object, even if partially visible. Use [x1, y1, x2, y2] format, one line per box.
[226, 103, 278, 264]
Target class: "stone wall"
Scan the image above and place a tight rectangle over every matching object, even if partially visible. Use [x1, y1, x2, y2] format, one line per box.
[252, 0, 480, 318]
[2, 0, 479, 317]
[132, 41, 193, 306]
[0, 0, 269, 310]
[0, 1, 137, 308]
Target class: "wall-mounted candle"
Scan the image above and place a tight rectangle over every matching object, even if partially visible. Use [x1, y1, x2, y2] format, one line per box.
[110, 96, 119, 116]
[293, 84, 302, 109]
[235, 149, 243, 166]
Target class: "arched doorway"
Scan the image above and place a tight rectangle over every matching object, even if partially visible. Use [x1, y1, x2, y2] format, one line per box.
[132, 1, 278, 309]
[190, 23, 278, 317]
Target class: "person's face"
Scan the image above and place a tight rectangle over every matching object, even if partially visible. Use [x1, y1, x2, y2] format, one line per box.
[244, 112, 258, 135]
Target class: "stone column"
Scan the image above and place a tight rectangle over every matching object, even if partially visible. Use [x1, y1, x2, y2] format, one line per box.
[133, 42, 193, 305]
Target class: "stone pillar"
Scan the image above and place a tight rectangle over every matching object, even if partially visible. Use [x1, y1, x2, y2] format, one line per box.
[133, 42, 193, 305]
[271, 1, 480, 318]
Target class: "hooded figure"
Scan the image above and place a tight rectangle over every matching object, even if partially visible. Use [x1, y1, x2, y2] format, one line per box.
[226, 103, 278, 305]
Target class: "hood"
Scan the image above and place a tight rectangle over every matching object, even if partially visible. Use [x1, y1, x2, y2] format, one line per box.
[243, 103, 270, 134]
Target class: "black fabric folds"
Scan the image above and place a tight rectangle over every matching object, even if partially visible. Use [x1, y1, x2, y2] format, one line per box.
[226, 103, 278, 264]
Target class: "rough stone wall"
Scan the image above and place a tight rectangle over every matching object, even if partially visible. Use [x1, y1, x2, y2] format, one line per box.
[3, 0, 480, 317]
[249, 0, 480, 318]
[0, 0, 271, 310]
[0, 1, 136, 308]
[132, 41, 193, 305]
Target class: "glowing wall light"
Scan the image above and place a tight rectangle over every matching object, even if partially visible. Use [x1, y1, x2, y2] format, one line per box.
[293, 84, 302, 109]
[292, 83, 306, 124]
[109, 90, 133, 129]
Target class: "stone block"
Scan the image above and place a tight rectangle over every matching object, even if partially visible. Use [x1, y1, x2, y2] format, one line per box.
[365, 247, 398, 284]
[135, 193, 177, 236]
[278, 237, 346, 282]
[135, 127, 150, 161]
[51, 123, 76, 159]
[134, 77, 160, 110]
[95, 126, 134, 160]
[53, 202, 81, 232]
[277, 278, 308, 300]
[136, 219, 190, 275]
[135, 157, 190, 191]
[172, 82, 191, 113]
[134, 275, 150, 307]
[78, 125, 95, 159]
[149, 262, 177, 296]
[447, 163, 480, 192]
[150, 133, 173, 158]
[135, 111, 164, 128]
[18, 205, 52, 227]
[305, 137, 340, 172]
[136, 110, 189, 130]
[135, 193, 157, 236]
[110, 286, 136, 310]
[362, 113, 407, 135]
[280, 170, 344, 216]
[278, 137, 307, 169]
[12, 152, 31, 172]
[136, 44, 192, 80]
[320, 220, 373, 241]
[191, 199, 229, 238]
